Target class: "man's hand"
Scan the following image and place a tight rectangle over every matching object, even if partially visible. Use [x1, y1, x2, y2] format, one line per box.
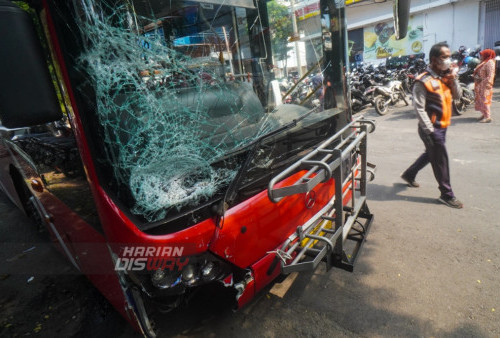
[443, 64, 459, 81]
[422, 130, 436, 147]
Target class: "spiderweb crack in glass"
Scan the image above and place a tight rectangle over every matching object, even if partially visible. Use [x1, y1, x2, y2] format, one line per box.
[77, 3, 274, 222]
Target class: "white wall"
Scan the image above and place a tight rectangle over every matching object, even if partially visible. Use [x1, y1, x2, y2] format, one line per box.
[346, 0, 481, 60]
[451, 0, 482, 50]
[420, 0, 480, 58]
[420, 5, 455, 58]
[346, 0, 432, 28]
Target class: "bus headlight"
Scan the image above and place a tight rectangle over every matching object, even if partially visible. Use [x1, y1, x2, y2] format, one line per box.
[149, 253, 229, 290]
[201, 261, 218, 282]
[151, 269, 181, 289]
[181, 264, 197, 286]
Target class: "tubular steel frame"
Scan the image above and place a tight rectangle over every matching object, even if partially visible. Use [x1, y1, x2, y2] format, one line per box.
[267, 116, 375, 273]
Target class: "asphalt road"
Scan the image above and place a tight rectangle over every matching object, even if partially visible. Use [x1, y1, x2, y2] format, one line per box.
[1, 85, 499, 337]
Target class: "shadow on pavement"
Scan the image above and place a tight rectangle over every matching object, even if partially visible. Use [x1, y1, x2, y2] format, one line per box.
[451, 115, 480, 125]
[0, 192, 129, 338]
[367, 182, 440, 205]
[386, 107, 415, 121]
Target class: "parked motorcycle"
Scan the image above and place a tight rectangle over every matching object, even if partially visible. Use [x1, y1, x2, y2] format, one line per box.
[453, 82, 475, 115]
[452, 56, 478, 115]
[13, 132, 83, 177]
[405, 59, 427, 93]
[373, 79, 409, 115]
[394, 68, 412, 94]
[451, 45, 470, 67]
[349, 73, 377, 113]
[457, 56, 479, 84]
[351, 84, 375, 112]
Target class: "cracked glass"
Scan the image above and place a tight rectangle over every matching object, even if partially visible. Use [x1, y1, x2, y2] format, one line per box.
[67, 0, 336, 224]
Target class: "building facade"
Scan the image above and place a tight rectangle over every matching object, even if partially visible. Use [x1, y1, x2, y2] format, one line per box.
[286, 0, 500, 67]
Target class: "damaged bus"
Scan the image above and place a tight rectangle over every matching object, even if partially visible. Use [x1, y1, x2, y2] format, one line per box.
[0, 0, 409, 335]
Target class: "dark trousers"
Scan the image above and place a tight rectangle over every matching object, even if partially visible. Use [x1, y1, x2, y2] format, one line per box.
[404, 127, 454, 199]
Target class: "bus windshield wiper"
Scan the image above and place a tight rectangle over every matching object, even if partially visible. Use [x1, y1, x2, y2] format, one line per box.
[214, 107, 318, 224]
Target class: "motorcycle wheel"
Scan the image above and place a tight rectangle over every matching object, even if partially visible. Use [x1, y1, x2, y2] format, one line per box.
[403, 79, 411, 94]
[400, 92, 409, 106]
[453, 99, 464, 115]
[464, 89, 475, 104]
[374, 96, 389, 115]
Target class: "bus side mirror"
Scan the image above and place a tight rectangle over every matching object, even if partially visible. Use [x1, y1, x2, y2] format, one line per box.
[0, 2, 62, 128]
[393, 0, 411, 40]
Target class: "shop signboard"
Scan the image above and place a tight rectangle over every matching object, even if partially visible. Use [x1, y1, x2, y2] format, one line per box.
[294, 2, 320, 21]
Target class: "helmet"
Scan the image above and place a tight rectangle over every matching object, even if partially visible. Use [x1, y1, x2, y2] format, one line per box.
[463, 56, 472, 64]
[467, 57, 480, 69]
[458, 45, 467, 53]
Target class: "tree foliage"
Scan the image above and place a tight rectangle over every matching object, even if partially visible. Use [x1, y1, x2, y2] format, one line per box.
[267, 0, 293, 63]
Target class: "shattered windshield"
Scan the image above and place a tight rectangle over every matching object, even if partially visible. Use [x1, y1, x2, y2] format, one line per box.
[69, 0, 341, 224]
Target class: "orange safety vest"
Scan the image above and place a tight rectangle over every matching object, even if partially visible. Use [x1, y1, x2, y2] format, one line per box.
[416, 72, 453, 129]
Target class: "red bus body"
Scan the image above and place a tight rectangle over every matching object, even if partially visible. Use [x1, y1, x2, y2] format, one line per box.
[0, 0, 408, 336]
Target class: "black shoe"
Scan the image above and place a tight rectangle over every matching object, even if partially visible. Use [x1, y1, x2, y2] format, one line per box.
[438, 196, 463, 209]
[401, 173, 419, 187]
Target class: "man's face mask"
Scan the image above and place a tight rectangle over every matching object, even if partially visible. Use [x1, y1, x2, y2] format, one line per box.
[437, 57, 452, 71]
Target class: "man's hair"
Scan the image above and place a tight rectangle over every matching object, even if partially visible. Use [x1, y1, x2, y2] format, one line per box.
[429, 42, 449, 60]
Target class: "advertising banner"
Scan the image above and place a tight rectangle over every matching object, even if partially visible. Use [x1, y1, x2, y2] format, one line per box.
[363, 15, 423, 61]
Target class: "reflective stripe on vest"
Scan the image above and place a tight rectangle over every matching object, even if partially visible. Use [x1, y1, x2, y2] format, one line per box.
[416, 72, 452, 129]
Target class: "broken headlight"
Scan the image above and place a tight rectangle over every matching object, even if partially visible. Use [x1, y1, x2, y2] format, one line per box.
[147, 253, 231, 293]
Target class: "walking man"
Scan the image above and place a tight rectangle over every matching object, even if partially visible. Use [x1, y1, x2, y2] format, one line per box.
[401, 42, 463, 208]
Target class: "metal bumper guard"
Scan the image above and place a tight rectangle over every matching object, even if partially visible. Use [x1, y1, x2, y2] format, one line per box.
[267, 116, 376, 273]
